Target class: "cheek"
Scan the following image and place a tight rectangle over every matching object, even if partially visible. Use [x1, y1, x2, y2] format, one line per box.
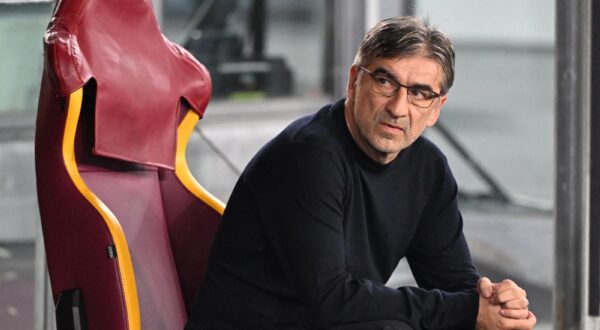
[355, 102, 380, 129]
[410, 116, 431, 136]
[353, 90, 390, 128]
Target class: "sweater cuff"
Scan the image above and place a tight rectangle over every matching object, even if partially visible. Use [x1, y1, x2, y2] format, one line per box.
[441, 291, 479, 329]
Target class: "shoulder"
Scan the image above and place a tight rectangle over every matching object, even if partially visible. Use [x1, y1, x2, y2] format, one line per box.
[267, 100, 348, 160]
[242, 100, 349, 184]
[284, 99, 348, 155]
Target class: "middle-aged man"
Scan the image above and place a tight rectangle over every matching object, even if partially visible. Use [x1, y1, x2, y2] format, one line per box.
[186, 16, 536, 329]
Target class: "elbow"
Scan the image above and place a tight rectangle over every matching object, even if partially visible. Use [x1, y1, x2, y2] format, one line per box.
[307, 277, 362, 328]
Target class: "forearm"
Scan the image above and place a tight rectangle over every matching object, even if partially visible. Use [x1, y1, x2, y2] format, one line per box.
[304, 272, 479, 329]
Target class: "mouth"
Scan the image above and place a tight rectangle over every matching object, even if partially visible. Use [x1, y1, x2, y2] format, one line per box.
[379, 122, 405, 134]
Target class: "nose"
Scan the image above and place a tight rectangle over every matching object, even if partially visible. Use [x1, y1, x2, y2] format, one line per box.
[385, 86, 410, 118]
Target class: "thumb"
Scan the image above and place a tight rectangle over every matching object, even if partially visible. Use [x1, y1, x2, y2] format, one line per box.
[477, 277, 493, 299]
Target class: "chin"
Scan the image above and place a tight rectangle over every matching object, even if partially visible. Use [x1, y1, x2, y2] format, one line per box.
[372, 140, 406, 155]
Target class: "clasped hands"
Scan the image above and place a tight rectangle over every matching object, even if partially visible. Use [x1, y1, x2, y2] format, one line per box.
[476, 277, 537, 330]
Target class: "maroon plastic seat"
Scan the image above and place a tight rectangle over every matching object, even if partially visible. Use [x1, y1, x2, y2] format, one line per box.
[35, 0, 222, 329]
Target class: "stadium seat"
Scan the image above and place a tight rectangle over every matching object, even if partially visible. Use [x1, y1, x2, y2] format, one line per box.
[35, 0, 223, 328]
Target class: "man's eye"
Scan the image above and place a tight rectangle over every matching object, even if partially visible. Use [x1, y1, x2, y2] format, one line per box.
[374, 76, 393, 87]
[408, 88, 433, 100]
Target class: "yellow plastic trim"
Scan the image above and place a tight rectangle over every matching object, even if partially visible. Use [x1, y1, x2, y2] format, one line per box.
[175, 111, 225, 215]
[62, 87, 141, 330]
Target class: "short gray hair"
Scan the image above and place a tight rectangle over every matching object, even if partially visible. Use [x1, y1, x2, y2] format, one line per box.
[353, 16, 455, 95]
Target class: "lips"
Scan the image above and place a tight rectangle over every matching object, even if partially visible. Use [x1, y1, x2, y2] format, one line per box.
[379, 121, 405, 134]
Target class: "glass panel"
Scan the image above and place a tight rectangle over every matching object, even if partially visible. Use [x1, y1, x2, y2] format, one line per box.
[416, 0, 554, 205]
[0, 3, 53, 114]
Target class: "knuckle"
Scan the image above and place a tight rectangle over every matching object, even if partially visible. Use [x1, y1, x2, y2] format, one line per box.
[503, 279, 515, 286]
[511, 300, 528, 310]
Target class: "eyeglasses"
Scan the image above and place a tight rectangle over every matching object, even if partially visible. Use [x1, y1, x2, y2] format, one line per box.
[357, 66, 441, 109]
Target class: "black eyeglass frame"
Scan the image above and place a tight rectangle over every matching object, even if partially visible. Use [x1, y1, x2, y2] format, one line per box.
[357, 65, 442, 109]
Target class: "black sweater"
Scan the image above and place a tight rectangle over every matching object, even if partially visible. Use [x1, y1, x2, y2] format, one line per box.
[186, 99, 480, 329]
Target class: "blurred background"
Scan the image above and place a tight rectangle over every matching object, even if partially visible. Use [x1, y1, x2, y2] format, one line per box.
[0, 0, 554, 328]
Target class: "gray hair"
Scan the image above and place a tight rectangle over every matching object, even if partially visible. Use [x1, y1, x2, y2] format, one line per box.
[353, 16, 455, 95]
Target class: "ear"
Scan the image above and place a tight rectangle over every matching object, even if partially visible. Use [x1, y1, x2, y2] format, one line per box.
[346, 65, 360, 100]
[425, 95, 447, 127]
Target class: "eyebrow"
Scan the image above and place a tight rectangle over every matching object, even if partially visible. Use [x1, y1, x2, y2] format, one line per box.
[372, 67, 437, 93]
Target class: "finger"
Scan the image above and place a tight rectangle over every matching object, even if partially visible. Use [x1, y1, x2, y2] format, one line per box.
[499, 308, 529, 320]
[498, 312, 537, 330]
[528, 311, 537, 323]
[494, 279, 525, 296]
[500, 297, 529, 310]
[478, 277, 494, 298]
[493, 287, 527, 305]
[519, 311, 537, 330]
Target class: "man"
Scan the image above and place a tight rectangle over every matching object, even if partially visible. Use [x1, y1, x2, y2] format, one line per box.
[186, 16, 536, 329]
